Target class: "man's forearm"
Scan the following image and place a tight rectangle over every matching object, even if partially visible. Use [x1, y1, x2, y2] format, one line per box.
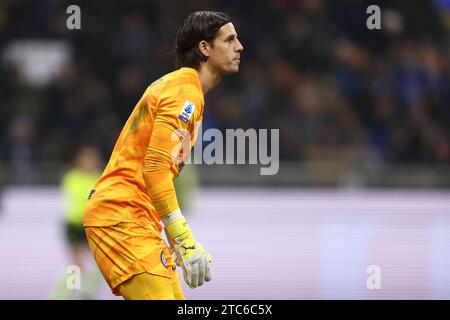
[142, 170, 180, 217]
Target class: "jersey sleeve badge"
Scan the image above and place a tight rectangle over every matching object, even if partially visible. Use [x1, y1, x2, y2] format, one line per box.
[178, 100, 196, 123]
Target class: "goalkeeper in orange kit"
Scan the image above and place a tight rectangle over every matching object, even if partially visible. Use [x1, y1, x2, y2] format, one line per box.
[83, 11, 243, 300]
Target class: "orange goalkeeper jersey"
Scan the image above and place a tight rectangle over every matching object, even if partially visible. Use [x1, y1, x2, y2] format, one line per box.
[83, 67, 204, 230]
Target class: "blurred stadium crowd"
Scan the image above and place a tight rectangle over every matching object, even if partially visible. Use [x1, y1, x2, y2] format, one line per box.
[0, 0, 449, 182]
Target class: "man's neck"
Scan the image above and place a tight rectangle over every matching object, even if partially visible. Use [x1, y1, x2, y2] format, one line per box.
[196, 63, 221, 95]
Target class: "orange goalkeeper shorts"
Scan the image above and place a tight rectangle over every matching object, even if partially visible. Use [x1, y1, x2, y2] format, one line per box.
[118, 271, 185, 300]
[85, 221, 179, 297]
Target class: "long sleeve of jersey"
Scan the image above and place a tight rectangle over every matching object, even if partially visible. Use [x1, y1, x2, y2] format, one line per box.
[142, 86, 203, 218]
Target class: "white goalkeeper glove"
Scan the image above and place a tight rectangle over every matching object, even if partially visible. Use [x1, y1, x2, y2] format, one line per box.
[162, 209, 212, 289]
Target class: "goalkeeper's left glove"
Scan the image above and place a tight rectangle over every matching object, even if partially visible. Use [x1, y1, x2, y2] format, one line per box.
[162, 209, 212, 289]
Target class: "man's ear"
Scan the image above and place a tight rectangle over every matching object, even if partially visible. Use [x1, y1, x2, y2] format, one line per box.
[198, 40, 210, 58]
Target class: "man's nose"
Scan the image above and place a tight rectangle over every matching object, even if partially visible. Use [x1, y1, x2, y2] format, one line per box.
[236, 39, 243, 52]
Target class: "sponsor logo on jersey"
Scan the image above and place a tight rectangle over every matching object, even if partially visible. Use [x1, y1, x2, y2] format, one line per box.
[178, 100, 196, 123]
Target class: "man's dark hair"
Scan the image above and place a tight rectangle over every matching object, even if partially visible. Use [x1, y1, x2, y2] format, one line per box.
[175, 11, 231, 69]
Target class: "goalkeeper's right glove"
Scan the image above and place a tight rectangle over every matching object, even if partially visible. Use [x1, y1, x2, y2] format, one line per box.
[162, 209, 212, 289]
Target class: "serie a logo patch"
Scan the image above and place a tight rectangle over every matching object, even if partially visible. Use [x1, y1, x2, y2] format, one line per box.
[178, 100, 196, 123]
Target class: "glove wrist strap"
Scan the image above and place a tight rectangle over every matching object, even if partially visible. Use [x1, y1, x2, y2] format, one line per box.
[163, 210, 193, 241]
[161, 209, 182, 225]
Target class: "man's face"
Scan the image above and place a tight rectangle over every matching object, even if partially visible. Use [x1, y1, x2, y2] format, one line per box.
[207, 22, 243, 75]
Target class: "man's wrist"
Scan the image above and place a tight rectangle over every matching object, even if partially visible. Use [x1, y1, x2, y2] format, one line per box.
[161, 208, 183, 225]
[163, 209, 193, 240]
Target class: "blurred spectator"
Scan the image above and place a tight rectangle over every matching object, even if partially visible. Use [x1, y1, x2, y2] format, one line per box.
[50, 144, 103, 299]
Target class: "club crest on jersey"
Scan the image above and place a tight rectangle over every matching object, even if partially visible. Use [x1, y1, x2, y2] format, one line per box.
[178, 100, 196, 123]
